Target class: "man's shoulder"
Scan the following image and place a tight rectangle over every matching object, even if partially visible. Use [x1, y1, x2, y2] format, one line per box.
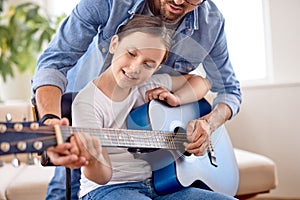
[197, 0, 224, 21]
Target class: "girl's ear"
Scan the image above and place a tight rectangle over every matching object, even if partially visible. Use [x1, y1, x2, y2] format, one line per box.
[109, 35, 119, 54]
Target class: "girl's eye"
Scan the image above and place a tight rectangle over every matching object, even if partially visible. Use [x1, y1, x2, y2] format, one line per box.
[144, 63, 156, 69]
[127, 50, 135, 57]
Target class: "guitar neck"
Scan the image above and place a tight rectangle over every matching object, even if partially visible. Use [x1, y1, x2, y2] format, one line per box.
[0, 122, 187, 156]
[62, 126, 186, 150]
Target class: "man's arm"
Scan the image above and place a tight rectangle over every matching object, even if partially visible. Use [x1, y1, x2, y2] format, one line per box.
[35, 86, 87, 167]
[202, 19, 242, 120]
[201, 102, 232, 132]
[35, 86, 62, 120]
[185, 29, 241, 156]
[32, 0, 108, 94]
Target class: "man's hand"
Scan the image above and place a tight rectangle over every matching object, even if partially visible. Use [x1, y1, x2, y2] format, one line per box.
[183, 103, 232, 156]
[183, 118, 211, 156]
[45, 117, 87, 168]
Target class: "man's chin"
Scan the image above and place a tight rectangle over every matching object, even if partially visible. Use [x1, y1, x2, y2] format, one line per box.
[160, 14, 182, 24]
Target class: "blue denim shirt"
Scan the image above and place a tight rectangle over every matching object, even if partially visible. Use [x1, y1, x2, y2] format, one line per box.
[32, 0, 241, 117]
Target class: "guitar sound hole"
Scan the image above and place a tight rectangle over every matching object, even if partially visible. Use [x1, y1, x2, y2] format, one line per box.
[173, 127, 191, 156]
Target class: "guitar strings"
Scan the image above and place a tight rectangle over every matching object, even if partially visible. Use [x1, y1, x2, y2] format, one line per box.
[60, 126, 189, 150]
[2, 125, 190, 151]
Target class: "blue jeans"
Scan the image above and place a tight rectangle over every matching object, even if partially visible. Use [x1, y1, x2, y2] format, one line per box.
[46, 167, 81, 200]
[81, 179, 237, 200]
[47, 168, 237, 200]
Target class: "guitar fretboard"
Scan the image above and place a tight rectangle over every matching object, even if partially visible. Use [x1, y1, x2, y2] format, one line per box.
[61, 126, 187, 150]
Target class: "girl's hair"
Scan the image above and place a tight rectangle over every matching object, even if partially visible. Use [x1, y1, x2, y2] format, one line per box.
[117, 14, 173, 63]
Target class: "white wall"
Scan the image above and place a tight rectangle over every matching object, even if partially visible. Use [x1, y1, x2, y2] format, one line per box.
[268, 0, 300, 84]
[226, 0, 300, 198]
[226, 84, 300, 198]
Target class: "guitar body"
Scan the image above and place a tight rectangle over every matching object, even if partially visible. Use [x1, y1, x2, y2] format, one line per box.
[127, 99, 239, 196]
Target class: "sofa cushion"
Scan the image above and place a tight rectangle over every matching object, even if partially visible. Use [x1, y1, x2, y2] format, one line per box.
[234, 149, 278, 196]
[5, 164, 54, 200]
[0, 163, 26, 200]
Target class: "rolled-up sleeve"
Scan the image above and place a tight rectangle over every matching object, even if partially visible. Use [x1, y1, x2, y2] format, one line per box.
[31, 68, 68, 93]
[213, 93, 241, 119]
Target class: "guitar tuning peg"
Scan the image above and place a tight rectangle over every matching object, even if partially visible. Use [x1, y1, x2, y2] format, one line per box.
[1, 142, 10, 152]
[14, 123, 23, 132]
[17, 141, 27, 151]
[27, 153, 38, 165]
[11, 154, 20, 168]
[6, 113, 12, 122]
[0, 124, 7, 133]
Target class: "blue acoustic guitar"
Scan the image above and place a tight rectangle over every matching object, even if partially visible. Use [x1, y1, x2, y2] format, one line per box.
[0, 99, 239, 196]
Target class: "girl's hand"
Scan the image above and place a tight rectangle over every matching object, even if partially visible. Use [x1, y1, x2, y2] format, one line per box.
[145, 87, 180, 107]
[71, 132, 104, 166]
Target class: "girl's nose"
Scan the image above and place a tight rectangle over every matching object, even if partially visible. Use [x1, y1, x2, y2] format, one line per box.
[128, 62, 141, 74]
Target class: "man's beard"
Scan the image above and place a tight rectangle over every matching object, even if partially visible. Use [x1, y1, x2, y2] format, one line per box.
[158, 0, 185, 24]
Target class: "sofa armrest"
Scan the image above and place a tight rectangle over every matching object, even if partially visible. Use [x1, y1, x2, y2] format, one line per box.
[234, 148, 278, 199]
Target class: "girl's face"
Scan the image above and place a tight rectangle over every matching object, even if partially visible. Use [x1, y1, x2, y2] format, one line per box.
[109, 32, 167, 89]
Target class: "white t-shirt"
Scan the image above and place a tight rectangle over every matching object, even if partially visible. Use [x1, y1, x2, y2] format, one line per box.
[71, 74, 172, 197]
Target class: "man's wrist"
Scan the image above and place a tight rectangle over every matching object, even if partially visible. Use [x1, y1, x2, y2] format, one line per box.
[200, 117, 213, 132]
[39, 114, 61, 124]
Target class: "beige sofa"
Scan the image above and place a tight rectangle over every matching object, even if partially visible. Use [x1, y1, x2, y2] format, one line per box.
[0, 148, 277, 200]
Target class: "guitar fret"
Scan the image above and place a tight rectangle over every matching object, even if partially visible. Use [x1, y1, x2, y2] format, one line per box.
[122, 130, 129, 147]
[165, 133, 171, 149]
[145, 131, 150, 147]
[151, 131, 157, 148]
[157, 131, 165, 148]
[102, 129, 110, 146]
[114, 129, 120, 146]
[155, 131, 163, 148]
[127, 130, 134, 147]
[112, 129, 119, 146]
[128, 132, 134, 147]
[119, 130, 124, 146]
[105, 129, 113, 146]
[170, 134, 176, 149]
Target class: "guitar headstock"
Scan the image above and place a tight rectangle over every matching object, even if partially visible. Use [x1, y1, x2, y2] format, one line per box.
[0, 121, 57, 156]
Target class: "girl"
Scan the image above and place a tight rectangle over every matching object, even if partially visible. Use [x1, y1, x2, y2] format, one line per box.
[66, 15, 225, 200]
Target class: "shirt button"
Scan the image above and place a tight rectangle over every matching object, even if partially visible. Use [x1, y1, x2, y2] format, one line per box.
[187, 67, 193, 71]
[101, 47, 106, 53]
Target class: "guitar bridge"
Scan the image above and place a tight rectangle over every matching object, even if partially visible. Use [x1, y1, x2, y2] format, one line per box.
[208, 142, 218, 167]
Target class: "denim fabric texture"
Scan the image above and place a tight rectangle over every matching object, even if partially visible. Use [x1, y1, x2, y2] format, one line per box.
[81, 179, 237, 200]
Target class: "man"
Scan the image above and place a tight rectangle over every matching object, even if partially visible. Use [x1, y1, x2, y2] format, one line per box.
[31, 0, 241, 199]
